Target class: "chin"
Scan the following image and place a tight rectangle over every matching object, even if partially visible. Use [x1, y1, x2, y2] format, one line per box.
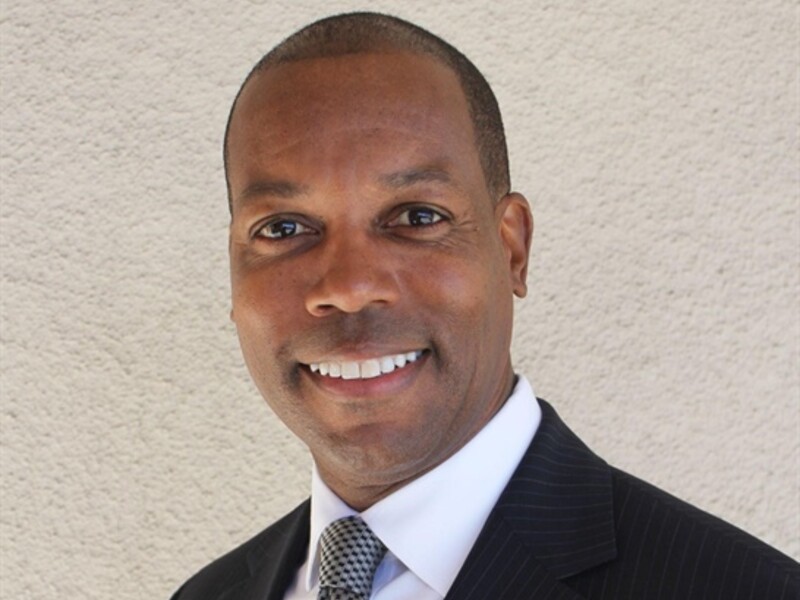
[324, 424, 443, 481]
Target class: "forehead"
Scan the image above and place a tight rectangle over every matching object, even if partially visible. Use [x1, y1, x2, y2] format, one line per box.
[227, 52, 477, 172]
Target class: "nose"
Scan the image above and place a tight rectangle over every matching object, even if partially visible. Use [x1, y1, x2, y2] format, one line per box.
[304, 233, 400, 317]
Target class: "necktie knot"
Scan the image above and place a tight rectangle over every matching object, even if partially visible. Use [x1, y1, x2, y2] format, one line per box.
[318, 516, 387, 600]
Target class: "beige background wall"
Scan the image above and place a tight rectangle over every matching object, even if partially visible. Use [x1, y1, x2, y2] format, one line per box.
[1, 1, 797, 598]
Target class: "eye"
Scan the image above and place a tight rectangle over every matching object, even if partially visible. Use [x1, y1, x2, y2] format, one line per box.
[389, 206, 447, 228]
[255, 218, 314, 240]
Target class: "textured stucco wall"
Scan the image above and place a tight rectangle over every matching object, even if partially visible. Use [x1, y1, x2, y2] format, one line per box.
[1, 1, 797, 598]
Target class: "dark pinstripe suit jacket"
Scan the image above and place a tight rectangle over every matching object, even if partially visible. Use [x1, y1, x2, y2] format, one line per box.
[172, 400, 800, 599]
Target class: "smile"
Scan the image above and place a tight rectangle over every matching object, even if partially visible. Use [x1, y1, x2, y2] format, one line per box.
[307, 351, 424, 380]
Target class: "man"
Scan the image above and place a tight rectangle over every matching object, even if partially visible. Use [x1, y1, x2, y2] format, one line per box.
[173, 12, 799, 600]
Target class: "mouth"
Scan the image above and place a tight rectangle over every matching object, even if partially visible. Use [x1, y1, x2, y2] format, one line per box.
[306, 350, 424, 380]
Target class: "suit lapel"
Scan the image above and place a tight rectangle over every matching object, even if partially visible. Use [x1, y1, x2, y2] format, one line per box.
[446, 400, 617, 599]
[445, 514, 585, 600]
[237, 500, 311, 600]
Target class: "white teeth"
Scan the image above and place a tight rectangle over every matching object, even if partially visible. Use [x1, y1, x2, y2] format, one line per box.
[308, 351, 423, 380]
[341, 362, 359, 380]
[360, 359, 382, 379]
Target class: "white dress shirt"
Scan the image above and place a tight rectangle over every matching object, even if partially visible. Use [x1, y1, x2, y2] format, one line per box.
[284, 376, 541, 600]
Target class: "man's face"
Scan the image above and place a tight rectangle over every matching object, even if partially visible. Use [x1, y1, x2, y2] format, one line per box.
[227, 52, 531, 507]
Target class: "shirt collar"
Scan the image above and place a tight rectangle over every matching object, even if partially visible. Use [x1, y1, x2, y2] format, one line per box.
[303, 376, 540, 595]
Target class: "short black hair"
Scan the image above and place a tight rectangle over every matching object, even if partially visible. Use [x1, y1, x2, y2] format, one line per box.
[224, 12, 510, 207]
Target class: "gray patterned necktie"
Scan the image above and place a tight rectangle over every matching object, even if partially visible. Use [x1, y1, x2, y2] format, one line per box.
[317, 516, 387, 600]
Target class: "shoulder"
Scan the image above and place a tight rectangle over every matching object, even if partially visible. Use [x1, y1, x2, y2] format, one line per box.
[580, 466, 799, 598]
[170, 500, 310, 600]
[532, 398, 798, 597]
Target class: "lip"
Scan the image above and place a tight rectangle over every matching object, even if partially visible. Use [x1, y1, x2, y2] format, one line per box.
[300, 350, 429, 398]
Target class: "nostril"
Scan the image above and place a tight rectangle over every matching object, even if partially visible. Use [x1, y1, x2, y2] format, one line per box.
[304, 268, 400, 315]
[309, 302, 337, 317]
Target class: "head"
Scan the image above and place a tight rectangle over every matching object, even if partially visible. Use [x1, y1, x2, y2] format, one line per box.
[224, 12, 510, 207]
[225, 13, 533, 509]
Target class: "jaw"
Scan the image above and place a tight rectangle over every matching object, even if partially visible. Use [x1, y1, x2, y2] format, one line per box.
[297, 354, 517, 510]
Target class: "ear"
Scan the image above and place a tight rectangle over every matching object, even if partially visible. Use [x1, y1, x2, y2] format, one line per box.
[228, 228, 237, 323]
[497, 192, 533, 298]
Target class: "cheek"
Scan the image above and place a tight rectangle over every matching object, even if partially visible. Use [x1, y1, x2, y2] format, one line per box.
[421, 248, 513, 362]
[396, 256, 492, 365]
[231, 263, 307, 380]
[232, 258, 305, 326]
[409, 250, 496, 316]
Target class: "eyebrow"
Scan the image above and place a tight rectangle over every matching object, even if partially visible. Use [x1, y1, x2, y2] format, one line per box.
[234, 166, 452, 206]
[236, 179, 309, 204]
[379, 166, 453, 189]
